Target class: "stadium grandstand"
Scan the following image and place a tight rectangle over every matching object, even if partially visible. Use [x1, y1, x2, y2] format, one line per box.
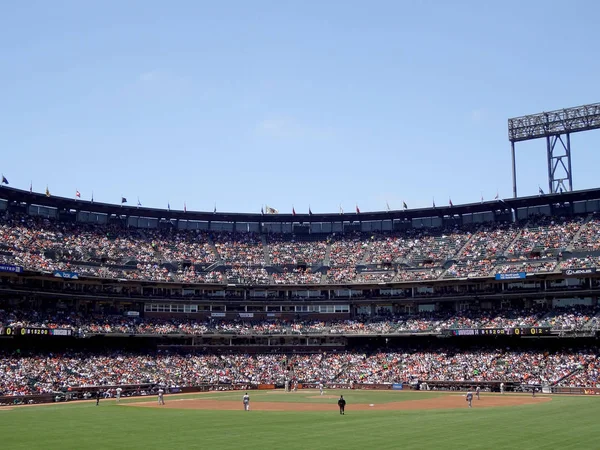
[1, 181, 600, 402]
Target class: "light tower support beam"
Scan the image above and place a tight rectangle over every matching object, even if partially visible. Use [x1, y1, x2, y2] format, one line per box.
[508, 102, 600, 197]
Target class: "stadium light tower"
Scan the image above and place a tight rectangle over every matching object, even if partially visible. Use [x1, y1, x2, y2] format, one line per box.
[508, 102, 600, 197]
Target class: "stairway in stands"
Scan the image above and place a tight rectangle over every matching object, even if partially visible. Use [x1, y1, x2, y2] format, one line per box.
[568, 214, 594, 251]
[551, 368, 584, 387]
[261, 234, 271, 266]
[503, 221, 529, 258]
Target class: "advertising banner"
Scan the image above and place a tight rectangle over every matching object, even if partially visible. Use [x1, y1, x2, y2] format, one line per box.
[562, 268, 596, 277]
[0, 264, 23, 274]
[239, 313, 254, 318]
[392, 383, 403, 390]
[495, 272, 526, 280]
[211, 312, 226, 318]
[53, 270, 79, 279]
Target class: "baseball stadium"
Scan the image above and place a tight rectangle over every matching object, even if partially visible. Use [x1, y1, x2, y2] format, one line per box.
[1, 103, 600, 448]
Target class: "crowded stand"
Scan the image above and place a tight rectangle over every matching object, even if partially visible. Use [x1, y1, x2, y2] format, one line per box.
[2, 307, 599, 336]
[214, 232, 264, 266]
[328, 233, 368, 267]
[506, 216, 584, 257]
[4, 211, 600, 284]
[1, 347, 598, 396]
[495, 261, 558, 274]
[267, 235, 327, 265]
[271, 268, 322, 285]
[444, 259, 495, 278]
[571, 215, 600, 251]
[395, 268, 443, 282]
[458, 223, 518, 259]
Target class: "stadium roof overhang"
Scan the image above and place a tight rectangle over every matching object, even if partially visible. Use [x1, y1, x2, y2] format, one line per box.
[0, 186, 598, 224]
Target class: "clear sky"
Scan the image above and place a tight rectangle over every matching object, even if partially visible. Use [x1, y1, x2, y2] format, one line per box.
[0, 0, 599, 214]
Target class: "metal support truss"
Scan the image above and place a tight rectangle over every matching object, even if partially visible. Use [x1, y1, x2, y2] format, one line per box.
[508, 102, 600, 197]
[546, 134, 573, 194]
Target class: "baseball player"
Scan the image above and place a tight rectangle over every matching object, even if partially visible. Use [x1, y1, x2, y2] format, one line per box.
[284, 380, 289, 392]
[158, 388, 165, 405]
[338, 395, 346, 415]
[116, 387, 122, 403]
[500, 382, 504, 395]
[475, 386, 480, 400]
[95, 391, 101, 406]
[319, 382, 324, 396]
[466, 391, 473, 408]
[243, 393, 250, 411]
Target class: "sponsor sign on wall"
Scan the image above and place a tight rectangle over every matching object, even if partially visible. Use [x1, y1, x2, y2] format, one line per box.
[495, 272, 526, 280]
[0, 264, 23, 273]
[562, 268, 596, 277]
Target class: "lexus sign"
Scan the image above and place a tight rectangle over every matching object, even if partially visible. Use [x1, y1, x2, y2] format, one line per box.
[562, 268, 596, 277]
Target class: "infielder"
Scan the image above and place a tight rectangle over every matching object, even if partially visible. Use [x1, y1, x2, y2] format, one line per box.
[475, 386, 480, 400]
[116, 387, 122, 403]
[500, 382, 504, 394]
[243, 393, 250, 411]
[158, 388, 165, 405]
[466, 391, 473, 408]
[319, 382, 324, 396]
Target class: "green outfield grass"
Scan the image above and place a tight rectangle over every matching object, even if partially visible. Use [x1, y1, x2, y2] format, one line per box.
[1, 390, 599, 450]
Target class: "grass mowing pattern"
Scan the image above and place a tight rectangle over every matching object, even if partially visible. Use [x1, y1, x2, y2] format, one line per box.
[0, 391, 599, 449]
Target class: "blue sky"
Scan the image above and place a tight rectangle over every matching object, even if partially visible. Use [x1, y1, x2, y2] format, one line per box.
[0, 0, 599, 214]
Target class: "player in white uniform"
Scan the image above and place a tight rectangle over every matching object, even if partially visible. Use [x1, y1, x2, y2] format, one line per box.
[158, 388, 165, 405]
[242, 393, 250, 411]
[116, 387, 122, 403]
[319, 382, 324, 396]
[500, 382, 505, 395]
[475, 386, 480, 400]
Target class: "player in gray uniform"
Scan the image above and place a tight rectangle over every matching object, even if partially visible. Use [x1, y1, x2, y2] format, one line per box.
[158, 388, 165, 405]
[466, 391, 473, 408]
[475, 386, 480, 400]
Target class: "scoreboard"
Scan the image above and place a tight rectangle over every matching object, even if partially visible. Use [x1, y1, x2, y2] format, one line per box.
[444, 327, 552, 337]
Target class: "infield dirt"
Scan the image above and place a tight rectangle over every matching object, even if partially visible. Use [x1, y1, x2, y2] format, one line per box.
[126, 394, 550, 411]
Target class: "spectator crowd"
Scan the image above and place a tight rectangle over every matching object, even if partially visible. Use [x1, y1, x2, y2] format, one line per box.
[2, 212, 600, 284]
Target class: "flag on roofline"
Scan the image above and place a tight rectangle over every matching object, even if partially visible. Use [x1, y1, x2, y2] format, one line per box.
[339, 204, 344, 215]
[495, 191, 499, 200]
[261, 206, 264, 215]
[91, 191, 94, 203]
[449, 198, 453, 207]
[121, 197, 127, 204]
[356, 205, 360, 214]
[137, 197, 142, 207]
[538, 186, 544, 195]
[403, 201, 407, 210]
[433, 198, 436, 208]
[480, 193, 484, 204]
[308, 206, 312, 215]
[76, 190, 81, 199]
[168, 202, 171, 211]
[386, 201, 390, 212]
[266, 205, 278, 214]
[29, 181, 32, 193]
[184, 202, 187, 213]
[46, 186, 51, 197]
[1, 175, 8, 185]
[214, 203, 217, 214]
[292, 206, 296, 216]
